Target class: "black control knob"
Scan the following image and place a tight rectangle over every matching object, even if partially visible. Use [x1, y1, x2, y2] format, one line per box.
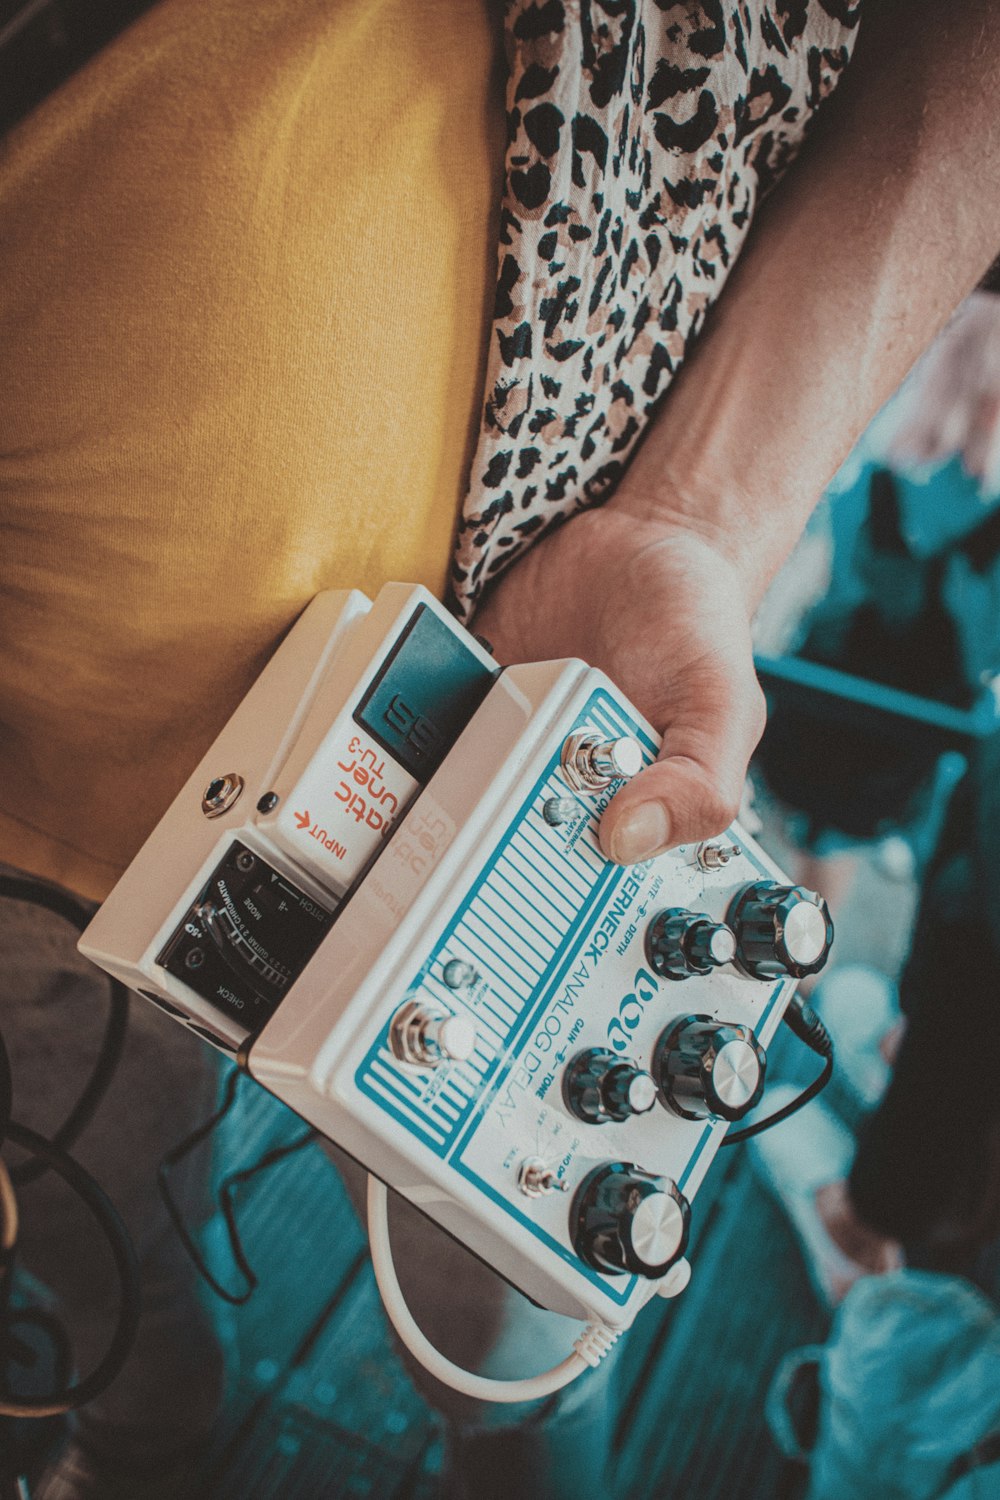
[646, 907, 737, 981]
[654, 1014, 766, 1121]
[563, 1048, 658, 1125]
[728, 880, 834, 981]
[572, 1163, 690, 1278]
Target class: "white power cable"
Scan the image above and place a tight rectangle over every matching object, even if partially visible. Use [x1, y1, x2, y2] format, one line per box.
[366, 1173, 620, 1404]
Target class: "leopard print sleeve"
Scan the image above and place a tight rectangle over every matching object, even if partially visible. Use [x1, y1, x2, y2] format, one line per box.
[450, 0, 862, 619]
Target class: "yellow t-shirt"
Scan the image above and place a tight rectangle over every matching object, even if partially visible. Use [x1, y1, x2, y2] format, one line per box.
[0, 0, 505, 899]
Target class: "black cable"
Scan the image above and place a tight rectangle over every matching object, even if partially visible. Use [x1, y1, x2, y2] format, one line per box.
[12, 980, 128, 1189]
[722, 993, 835, 1147]
[0, 877, 91, 937]
[0, 1121, 140, 1416]
[0, 875, 130, 1186]
[157, 1071, 249, 1305]
[0, 878, 140, 1430]
[158, 1068, 317, 1305]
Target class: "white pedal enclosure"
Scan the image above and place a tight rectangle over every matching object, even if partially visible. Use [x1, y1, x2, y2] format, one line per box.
[80, 584, 832, 1331]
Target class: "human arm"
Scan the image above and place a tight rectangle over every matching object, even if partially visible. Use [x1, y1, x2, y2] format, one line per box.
[474, 0, 1000, 864]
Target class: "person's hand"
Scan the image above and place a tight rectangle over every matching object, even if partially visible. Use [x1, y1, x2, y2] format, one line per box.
[472, 506, 766, 866]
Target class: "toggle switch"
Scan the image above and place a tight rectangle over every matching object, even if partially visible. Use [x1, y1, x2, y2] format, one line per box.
[696, 842, 741, 871]
[518, 1157, 570, 1198]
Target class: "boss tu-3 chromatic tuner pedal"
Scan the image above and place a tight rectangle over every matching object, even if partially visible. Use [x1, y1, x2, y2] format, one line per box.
[80, 584, 833, 1401]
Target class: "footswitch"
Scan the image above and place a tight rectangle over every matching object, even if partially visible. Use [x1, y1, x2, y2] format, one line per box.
[80, 583, 833, 1341]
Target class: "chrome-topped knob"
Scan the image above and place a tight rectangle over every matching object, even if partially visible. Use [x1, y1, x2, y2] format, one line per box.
[563, 1048, 658, 1124]
[560, 733, 643, 793]
[572, 1163, 690, 1278]
[654, 1014, 766, 1121]
[646, 908, 737, 980]
[728, 880, 834, 980]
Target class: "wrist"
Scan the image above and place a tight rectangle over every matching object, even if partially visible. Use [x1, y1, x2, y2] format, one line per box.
[574, 504, 761, 667]
[606, 469, 797, 614]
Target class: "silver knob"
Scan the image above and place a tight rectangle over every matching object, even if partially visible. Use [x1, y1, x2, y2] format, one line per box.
[563, 1048, 658, 1124]
[728, 880, 834, 980]
[646, 908, 737, 980]
[653, 1014, 766, 1121]
[572, 1163, 691, 1278]
[631, 1191, 688, 1270]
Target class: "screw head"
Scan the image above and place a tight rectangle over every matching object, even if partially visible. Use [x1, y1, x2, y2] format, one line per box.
[256, 791, 279, 814]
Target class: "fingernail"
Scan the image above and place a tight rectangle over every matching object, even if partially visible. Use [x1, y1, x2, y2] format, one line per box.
[609, 802, 670, 864]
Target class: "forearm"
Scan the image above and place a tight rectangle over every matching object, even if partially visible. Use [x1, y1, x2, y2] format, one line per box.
[612, 0, 1000, 607]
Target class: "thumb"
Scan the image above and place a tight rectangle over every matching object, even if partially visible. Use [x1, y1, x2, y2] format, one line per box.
[598, 647, 766, 865]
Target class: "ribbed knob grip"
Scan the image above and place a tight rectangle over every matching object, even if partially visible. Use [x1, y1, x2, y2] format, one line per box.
[572, 1163, 690, 1278]
[646, 908, 737, 980]
[654, 1014, 766, 1122]
[728, 880, 834, 980]
[563, 1048, 658, 1124]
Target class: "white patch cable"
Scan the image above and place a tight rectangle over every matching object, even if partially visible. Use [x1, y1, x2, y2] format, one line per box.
[366, 1174, 621, 1404]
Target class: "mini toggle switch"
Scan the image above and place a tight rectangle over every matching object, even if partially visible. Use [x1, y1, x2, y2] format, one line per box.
[518, 1157, 570, 1198]
[389, 1000, 476, 1068]
[563, 1048, 658, 1124]
[646, 908, 738, 981]
[696, 842, 741, 871]
[560, 733, 643, 794]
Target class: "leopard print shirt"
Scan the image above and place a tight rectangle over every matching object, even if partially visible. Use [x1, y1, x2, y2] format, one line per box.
[450, 0, 862, 619]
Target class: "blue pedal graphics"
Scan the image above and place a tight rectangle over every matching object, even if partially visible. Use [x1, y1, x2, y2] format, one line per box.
[355, 688, 784, 1297]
